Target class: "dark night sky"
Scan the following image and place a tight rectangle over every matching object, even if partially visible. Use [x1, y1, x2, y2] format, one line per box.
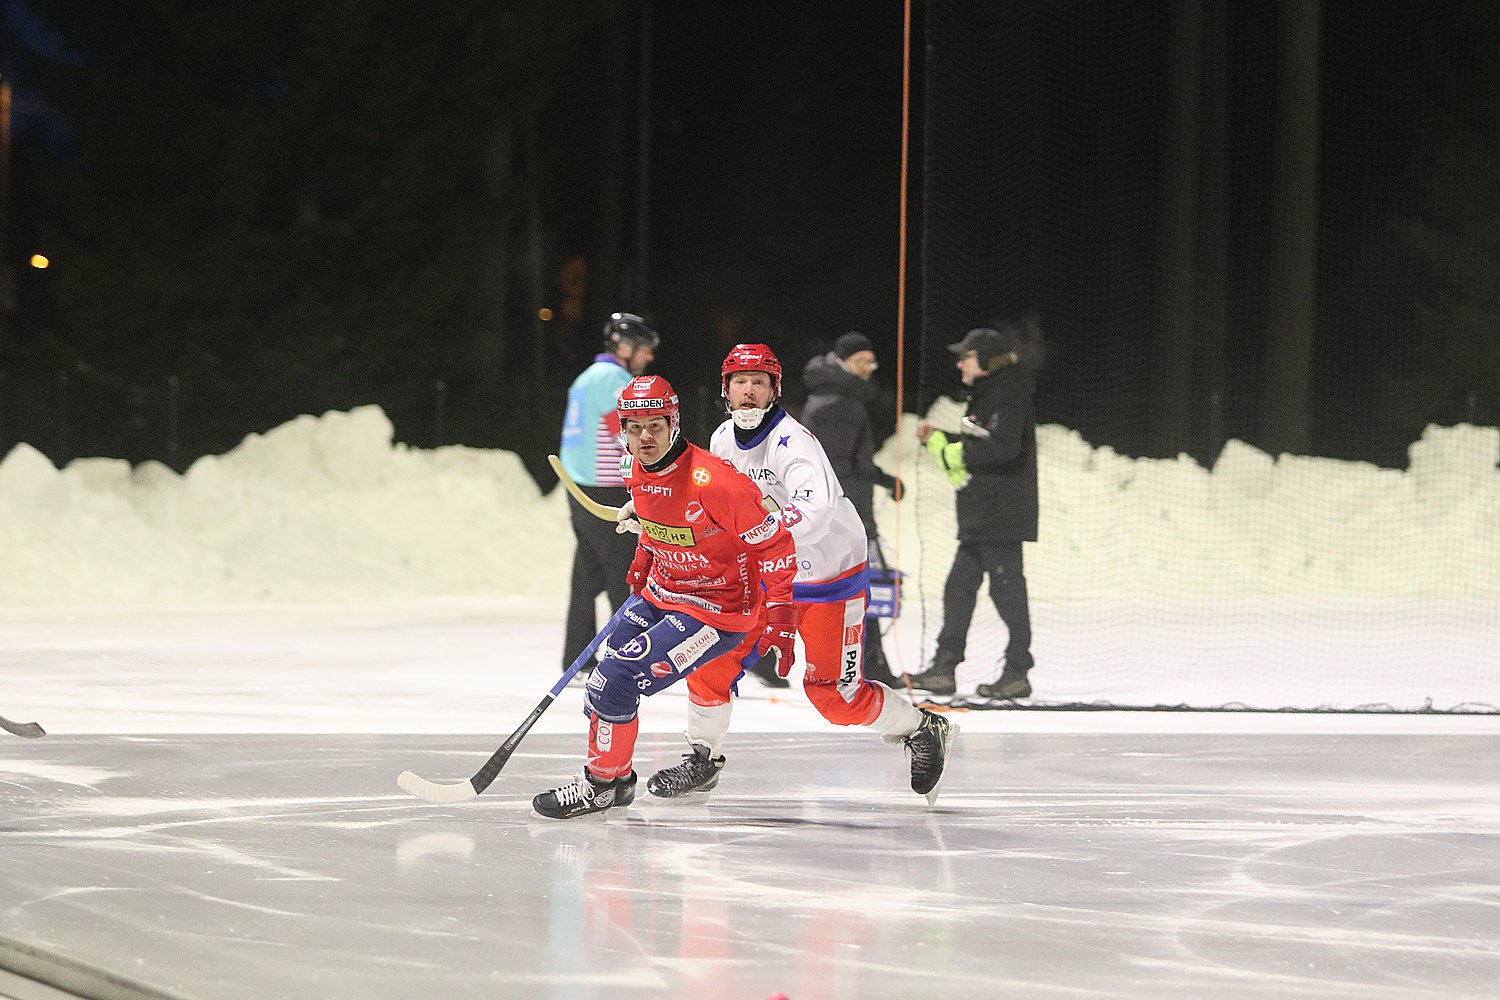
[642, 1, 1478, 466]
[640, 2, 909, 432]
[1, 0, 1494, 472]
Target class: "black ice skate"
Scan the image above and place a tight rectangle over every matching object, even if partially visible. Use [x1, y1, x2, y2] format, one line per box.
[647, 742, 726, 798]
[884, 709, 958, 806]
[532, 769, 637, 820]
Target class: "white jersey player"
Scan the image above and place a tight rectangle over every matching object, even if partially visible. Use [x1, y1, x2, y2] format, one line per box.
[638, 343, 957, 805]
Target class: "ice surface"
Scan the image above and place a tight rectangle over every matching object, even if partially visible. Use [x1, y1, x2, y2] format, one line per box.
[4, 731, 1499, 1000]
[3, 601, 1496, 734]
[3, 608, 1500, 999]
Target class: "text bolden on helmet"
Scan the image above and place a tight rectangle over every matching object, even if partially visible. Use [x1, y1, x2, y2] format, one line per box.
[720, 343, 782, 398]
[604, 312, 660, 352]
[617, 374, 681, 445]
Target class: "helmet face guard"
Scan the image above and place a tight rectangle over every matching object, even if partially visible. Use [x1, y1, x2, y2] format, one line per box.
[605, 312, 660, 353]
[617, 374, 681, 450]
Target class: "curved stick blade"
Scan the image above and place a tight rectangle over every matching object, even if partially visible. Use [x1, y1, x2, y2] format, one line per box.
[397, 769, 479, 804]
[0, 716, 45, 739]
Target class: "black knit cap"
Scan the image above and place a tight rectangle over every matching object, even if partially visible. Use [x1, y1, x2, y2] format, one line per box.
[833, 331, 875, 360]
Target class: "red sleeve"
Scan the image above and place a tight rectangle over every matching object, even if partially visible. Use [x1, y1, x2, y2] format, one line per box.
[705, 466, 796, 605]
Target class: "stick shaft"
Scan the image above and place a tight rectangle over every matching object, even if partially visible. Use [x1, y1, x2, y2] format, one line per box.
[396, 595, 641, 802]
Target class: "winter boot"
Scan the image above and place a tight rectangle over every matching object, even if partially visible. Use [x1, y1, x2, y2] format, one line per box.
[647, 742, 726, 798]
[976, 672, 1032, 700]
[977, 656, 1033, 699]
[883, 709, 958, 805]
[532, 768, 637, 820]
[904, 649, 961, 696]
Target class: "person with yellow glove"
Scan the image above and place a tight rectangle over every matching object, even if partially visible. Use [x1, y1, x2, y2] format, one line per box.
[905, 320, 1041, 700]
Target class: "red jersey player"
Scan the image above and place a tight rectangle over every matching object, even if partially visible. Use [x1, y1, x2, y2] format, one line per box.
[532, 374, 799, 819]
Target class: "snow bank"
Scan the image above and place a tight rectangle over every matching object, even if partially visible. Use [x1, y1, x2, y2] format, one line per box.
[0, 405, 568, 604]
[2, 402, 1496, 605]
[877, 402, 1499, 600]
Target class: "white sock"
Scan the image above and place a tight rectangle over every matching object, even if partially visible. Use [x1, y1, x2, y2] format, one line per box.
[685, 701, 733, 757]
[866, 683, 924, 738]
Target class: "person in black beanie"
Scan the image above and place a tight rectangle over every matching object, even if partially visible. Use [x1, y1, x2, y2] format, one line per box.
[802, 331, 904, 687]
[904, 318, 1040, 700]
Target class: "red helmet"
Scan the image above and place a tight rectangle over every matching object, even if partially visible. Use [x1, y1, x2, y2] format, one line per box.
[617, 374, 680, 438]
[720, 343, 782, 398]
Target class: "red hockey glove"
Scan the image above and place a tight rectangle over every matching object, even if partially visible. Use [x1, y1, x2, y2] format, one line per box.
[626, 547, 652, 596]
[756, 602, 798, 677]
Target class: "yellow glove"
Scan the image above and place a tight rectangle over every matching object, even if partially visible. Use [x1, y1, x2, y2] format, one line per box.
[924, 430, 968, 487]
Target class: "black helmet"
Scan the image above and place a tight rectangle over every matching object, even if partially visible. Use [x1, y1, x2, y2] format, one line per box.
[604, 312, 659, 352]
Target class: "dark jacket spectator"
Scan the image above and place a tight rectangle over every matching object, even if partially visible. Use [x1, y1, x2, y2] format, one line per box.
[802, 346, 900, 534]
[800, 332, 903, 687]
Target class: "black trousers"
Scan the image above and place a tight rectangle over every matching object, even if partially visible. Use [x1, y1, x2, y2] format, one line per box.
[563, 486, 635, 671]
[935, 540, 1033, 672]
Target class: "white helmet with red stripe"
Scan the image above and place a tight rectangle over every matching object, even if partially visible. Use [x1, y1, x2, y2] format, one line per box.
[617, 374, 681, 446]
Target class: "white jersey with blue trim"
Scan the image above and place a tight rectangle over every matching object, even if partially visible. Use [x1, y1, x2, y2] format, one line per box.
[709, 407, 868, 593]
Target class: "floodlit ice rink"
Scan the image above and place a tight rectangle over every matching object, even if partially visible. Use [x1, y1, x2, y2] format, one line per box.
[3, 606, 1499, 1000]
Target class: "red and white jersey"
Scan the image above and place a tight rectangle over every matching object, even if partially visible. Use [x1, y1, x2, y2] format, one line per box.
[709, 409, 868, 596]
[625, 442, 796, 632]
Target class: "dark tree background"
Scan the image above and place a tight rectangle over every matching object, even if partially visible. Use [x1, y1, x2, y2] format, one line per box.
[2, 0, 1497, 479]
[3, 0, 638, 473]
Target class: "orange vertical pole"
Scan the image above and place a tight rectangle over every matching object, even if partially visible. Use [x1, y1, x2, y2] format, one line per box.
[894, 0, 911, 427]
[886, 0, 914, 681]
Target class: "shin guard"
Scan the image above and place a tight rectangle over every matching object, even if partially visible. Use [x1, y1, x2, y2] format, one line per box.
[587, 712, 640, 781]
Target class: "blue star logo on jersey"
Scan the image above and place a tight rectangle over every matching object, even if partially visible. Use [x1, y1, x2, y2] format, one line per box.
[777, 434, 790, 448]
